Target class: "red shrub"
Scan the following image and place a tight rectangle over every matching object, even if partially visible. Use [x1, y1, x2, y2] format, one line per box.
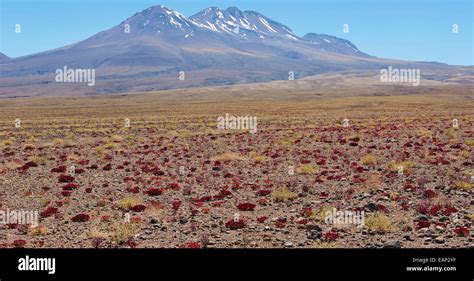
[62, 183, 79, 190]
[71, 214, 90, 222]
[275, 218, 287, 228]
[40, 206, 58, 218]
[297, 218, 308, 225]
[147, 188, 163, 196]
[102, 164, 112, 171]
[126, 239, 138, 248]
[323, 232, 340, 242]
[423, 189, 437, 198]
[168, 182, 180, 190]
[453, 227, 469, 237]
[51, 166, 67, 173]
[415, 221, 431, 229]
[127, 187, 139, 193]
[172, 200, 182, 211]
[257, 216, 268, 223]
[61, 191, 72, 197]
[300, 207, 313, 217]
[237, 203, 256, 211]
[58, 174, 74, 183]
[442, 206, 457, 216]
[256, 189, 272, 196]
[12, 240, 27, 248]
[130, 205, 146, 212]
[225, 219, 246, 230]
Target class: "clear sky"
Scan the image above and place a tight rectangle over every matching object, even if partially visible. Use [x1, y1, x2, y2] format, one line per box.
[0, 0, 472, 65]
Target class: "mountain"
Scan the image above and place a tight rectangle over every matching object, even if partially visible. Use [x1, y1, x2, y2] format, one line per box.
[0, 5, 470, 97]
[303, 33, 365, 57]
[189, 7, 297, 40]
[0, 52, 11, 64]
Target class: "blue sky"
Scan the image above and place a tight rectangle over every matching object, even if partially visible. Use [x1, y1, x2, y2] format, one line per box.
[0, 0, 472, 65]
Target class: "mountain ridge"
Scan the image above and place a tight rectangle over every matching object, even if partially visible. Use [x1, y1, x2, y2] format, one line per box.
[0, 4, 471, 97]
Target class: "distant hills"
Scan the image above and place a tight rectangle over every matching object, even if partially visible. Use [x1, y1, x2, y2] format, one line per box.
[0, 5, 472, 97]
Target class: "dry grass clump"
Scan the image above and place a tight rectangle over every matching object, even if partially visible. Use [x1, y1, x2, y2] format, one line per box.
[365, 212, 393, 233]
[277, 137, 293, 147]
[211, 152, 244, 162]
[417, 129, 433, 138]
[444, 128, 458, 139]
[248, 151, 268, 163]
[365, 172, 383, 190]
[453, 181, 471, 191]
[387, 161, 415, 173]
[360, 154, 377, 166]
[296, 164, 318, 175]
[112, 223, 138, 245]
[311, 205, 334, 222]
[272, 187, 297, 202]
[29, 225, 48, 236]
[28, 155, 48, 165]
[118, 197, 142, 210]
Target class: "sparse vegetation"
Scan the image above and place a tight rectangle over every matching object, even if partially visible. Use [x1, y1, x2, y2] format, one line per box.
[272, 187, 297, 202]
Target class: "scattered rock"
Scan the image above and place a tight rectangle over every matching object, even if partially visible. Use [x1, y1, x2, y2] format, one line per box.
[434, 236, 445, 244]
[306, 225, 322, 240]
[383, 240, 402, 248]
[364, 203, 378, 212]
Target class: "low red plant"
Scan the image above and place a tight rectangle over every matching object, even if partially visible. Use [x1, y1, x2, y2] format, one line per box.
[40, 206, 58, 218]
[453, 227, 469, 237]
[62, 183, 79, 190]
[71, 213, 90, 222]
[415, 221, 431, 229]
[323, 232, 340, 242]
[147, 188, 163, 196]
[50, 166, 67, 173]
[256, 189, 272, 196]
[130, 204, 146, 212]
[12, 239, 27, 248]
[237, 202, 256, 211]
[257, 216, 268, 223]
[225, 218, 246, 230]
[58, 174, 74, 183]
[172, 200, 182, 211]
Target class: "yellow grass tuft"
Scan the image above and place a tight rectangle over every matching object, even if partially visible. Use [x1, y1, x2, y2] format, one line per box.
[118, 197, 142, 210]
[417, 129, 433, 138]
[365, 212, 393, 233]
[365, 172, 383, 190]
[272, 187, 297, 202]
[29, 225, 48, 236]
[211, 152, 244, 162]
[111, 223, 138, 245]
[444, 128, 458, 139]
[465, 139, 474, 147]
[453, 182, 471, 191]
[360, 154, 377, 166]
[296, 164, 318, 175]
[312, 240, 340, 248]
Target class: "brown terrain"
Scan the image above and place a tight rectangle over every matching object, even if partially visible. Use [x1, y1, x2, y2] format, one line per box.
[0, 77, 473, 248]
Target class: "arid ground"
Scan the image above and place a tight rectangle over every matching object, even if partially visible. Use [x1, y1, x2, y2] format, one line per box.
[0, 84, 472, 248]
